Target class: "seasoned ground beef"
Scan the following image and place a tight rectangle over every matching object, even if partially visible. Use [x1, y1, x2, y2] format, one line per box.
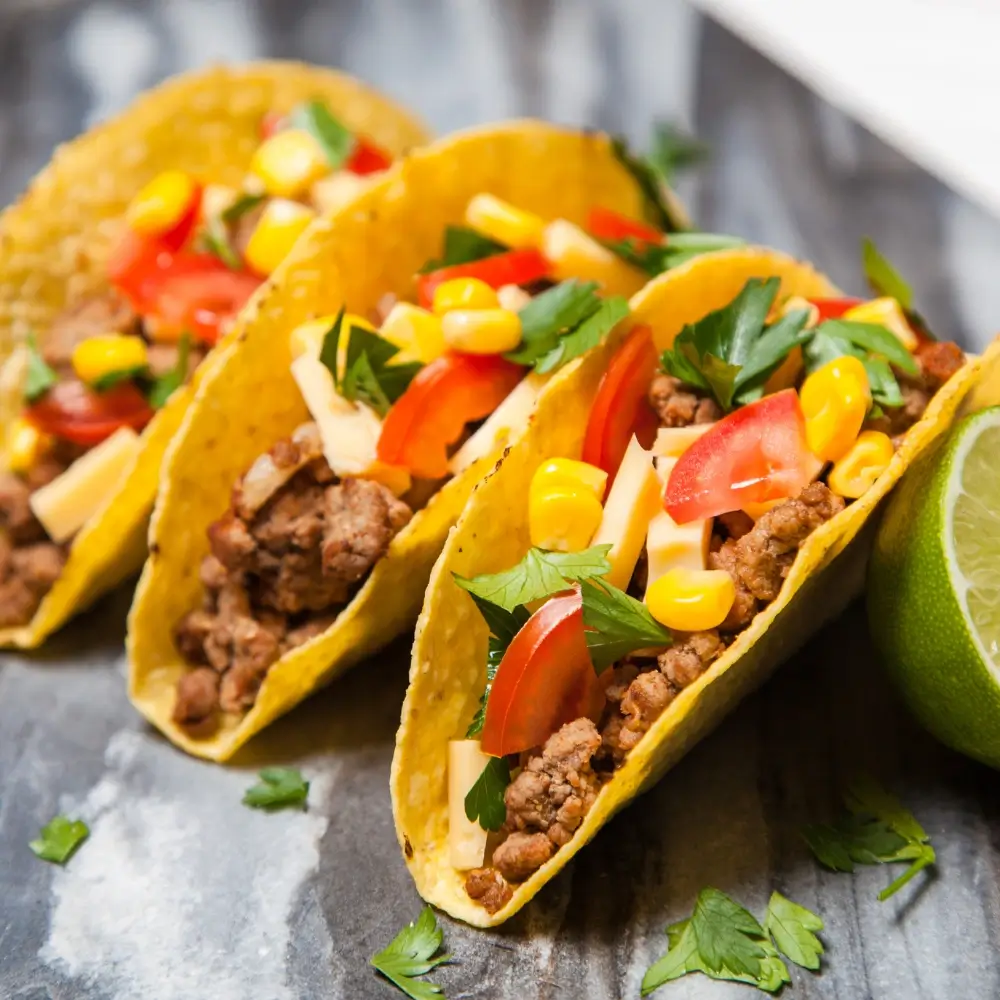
[464, 867, 513, 914]
[172, 424, 412, 727]
[917, 340, 964, 390]
[708, 540, 759, 631]
[648, 373, 721, 427]
[658, 630, 725, 689]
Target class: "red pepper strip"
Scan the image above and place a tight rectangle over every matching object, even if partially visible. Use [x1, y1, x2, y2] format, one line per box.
[346, 136, 393, 175]
[26, 380, 154, 446]
[259, 110, 286, 140]
[377, 352, 525, 480]
[810, 297, 862, 321]
[587, 206, 664, 247]
[416, 248, 552, 310]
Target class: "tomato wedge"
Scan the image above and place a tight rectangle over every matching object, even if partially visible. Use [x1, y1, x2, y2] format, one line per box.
[26, 380, 154, 446]
[481, 591, 605, 757]
[664, 389, 813, 524]
[416, 248, 551, 310]
[810, 297, 862, 321]
[145, 255, 261, 345]
[346, 136, 392, 175]
[581, 325, 659, 488]
[587, 206, 663, 246]
[377, 352, 524, 480]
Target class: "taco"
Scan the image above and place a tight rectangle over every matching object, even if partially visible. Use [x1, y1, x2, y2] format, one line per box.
[391, 244, 984, 926]
[0, 61, 428, 647]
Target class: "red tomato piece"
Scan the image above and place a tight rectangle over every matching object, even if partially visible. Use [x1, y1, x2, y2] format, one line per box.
[810, 297, 862, 321]
[416, 248, 551, 310]
[26, 380, 154, 446]
[587, 206, 663, 247]
[146, 255, 261, 346]
[481, 591, 605, 757]
[581, 325, 659, 489]
[377, 352, 524, 480]
[664, 389, 813, 524]
[259, 110, 286, 139]
[345, 136, 393, 175]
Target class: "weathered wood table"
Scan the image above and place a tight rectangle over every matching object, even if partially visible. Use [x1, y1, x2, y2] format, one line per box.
[1, 2, 998, 998]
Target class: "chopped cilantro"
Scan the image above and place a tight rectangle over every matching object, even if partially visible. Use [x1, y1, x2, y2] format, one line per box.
[611, 135, 684, 234]
[371, 906, 450, 1000]
[417, 225, 508, 274]
[147, 333, 191, 409]
[23, 333, 57, 402]
[862, 236, 913, 309]
[30, 815, 89, 864]
[648, 121, 711, 186]
[92, 365, 148, 392]
[198, 215, 242, 270]
[242, 767, 310, 810]
[290, 99, 354, 170]
[464, 756, 510, 832]
[221, 192, 265, 225]
[604, 231, 745, 278]
[579, 577, 672, 673]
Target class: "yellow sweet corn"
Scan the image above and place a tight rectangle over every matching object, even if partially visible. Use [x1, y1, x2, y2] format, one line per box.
[432, 277, 499, 315]
[800, 355, 870, 461]
[541, 219, 647, 297]
[741, 498, 783, 520]
[530, 458, 608, 503]
[497, 283, 532, 312]
[530, 486, 604, 552]
[646, 567, 736, 632]
[245, 199, 315, 276]
[380, 303, 446, 363]
[828, 429, 893, 499]
[126, 170, 197, 235]
[6, 417, 49, 475]
[72, 334, 148, 387]
[249, 128, 330, 198]
[441, 308, 522, 354]
[843, 297, 918, 351]
[465, 194, 546, 249]
[779, 295, 821, 328]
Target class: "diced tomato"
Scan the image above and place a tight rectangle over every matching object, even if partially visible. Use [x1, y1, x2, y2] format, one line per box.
[377, 352, 524, 480]
[259, 110, 287, 140]
[481, 591, 605, 757]
[587, 206, 663, 247]
[581, 325, 659, 489]
[416, 248, 551, 310]
[810, 297, 862, 321]
[664, 389, 814, 524]
[144, 254, 261, 346]
[346, 136, 393, 175]
[26, 380, 154, 446]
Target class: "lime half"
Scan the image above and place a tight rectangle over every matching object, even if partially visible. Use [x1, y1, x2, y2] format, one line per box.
[868, 406, 1000, 769]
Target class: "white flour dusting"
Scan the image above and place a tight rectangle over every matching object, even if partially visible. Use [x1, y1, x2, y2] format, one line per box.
[40, 730, 335, 1000]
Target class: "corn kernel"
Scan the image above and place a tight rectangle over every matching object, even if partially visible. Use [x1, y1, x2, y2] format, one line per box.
[779, 295, 821, 328]
[245, 199, 315, 276]
[126, 170, 197, 236]
[6, 417, 49, 475]
[646, 567, 736, 632]
[249, 128, 329, 199]
[497, 283, 532, 312]
[361, 460, 412, 498]
[380, 303, 446, 363]
[800, 355, 870, 462]
[465, 194, 546, 249]
[541, 219, 647, 298]
[741, 498, 783, 520]
[828, 430, 894, 499]
[843, 297, 918, 351]
[71, 334, 149, 387]
[530, 485, 604, 552]
[441, 308, 522, 355]
[530, 458, 608, 504]
[432, 278, 499, 315]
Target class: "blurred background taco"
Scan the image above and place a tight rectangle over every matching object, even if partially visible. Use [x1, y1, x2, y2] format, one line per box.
[0, 60, 428, 648]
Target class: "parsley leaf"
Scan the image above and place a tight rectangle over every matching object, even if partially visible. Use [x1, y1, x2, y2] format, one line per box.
[453, 544, 611, 613]
[648, 121, 711, 187]
[534, 295, 629, 374]
[611, 135, 684, 234]
[319, 308, 345, 387]
[23, 333, 57, 402]
[802, 775, 936, 900]
[92, 365, 147, 392]
[692, 886, 768, 975]
[198, 215, 242, 270]
[147, 333, 191, 409]
[862, 236, 913, 309]
[507, 280, 602, 365]
[29, 815, 89, 864]
[604, 231, 746, 278]
[461, 593, 529, 738]
[579, 577, 672, 673]
[242, 767, 310, 810]
[763, 891, 824, 970]
[464, 755, 510, 831]
[371, 906, 450, 1000]
[815, 319, 918, 375]
[221, 192, 265, 225]
[417, 225, 508, 274]
[290, 99, 354, 170]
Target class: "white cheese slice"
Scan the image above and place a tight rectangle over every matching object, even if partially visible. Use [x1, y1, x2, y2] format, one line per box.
[650, 423, 714, 458]
[644, 456, 711, 598]
[29, 426, 140, 543]
[448, 373, 544, 475]
[591, 435, 662, 589]
[448, 739, 493, 871]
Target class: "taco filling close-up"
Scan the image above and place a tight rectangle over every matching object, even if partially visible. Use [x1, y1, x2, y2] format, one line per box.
[0, 95, 406, 632]
[169, 191, 742, 731]
[433, 249, 966, 915]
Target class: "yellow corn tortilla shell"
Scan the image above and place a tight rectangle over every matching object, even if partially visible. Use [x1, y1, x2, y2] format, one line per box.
[127, 120, 673, 760]
[392, 248, 998, 927]
[0, 61, 429, 649]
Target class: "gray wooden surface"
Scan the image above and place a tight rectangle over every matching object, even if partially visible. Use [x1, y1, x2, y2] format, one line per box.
[1, 2, 999, 998]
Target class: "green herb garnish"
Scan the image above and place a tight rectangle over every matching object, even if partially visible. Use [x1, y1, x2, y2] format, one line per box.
[290, 99, 354, 170]
[30, 815, 89, 864]
[221, 192, 265, 225]
[147, 333, 192, 409]
[648, 121, 711, 187]
[417, 225, 508, 273]
[198, 216, 242, 270]
[802, 775, 936, 901]
[371, 906, 450, 1000]
[242, 767, 310, 810]
[23, 333, 57, 402]
[604, 231, 745, 278]
[92, 365, 148, 392]
[862, 236, 913, 309]
[464, 755, 511, 832]
[579, 577, 672, 673]
[611, 135, 684, 234]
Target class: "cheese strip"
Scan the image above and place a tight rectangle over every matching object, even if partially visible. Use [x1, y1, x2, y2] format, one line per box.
[448, 740, 492, 870]
[650, 423, 713, 458]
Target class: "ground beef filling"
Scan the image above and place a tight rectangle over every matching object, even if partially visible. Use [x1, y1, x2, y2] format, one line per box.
[172, 423, 412, 728]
